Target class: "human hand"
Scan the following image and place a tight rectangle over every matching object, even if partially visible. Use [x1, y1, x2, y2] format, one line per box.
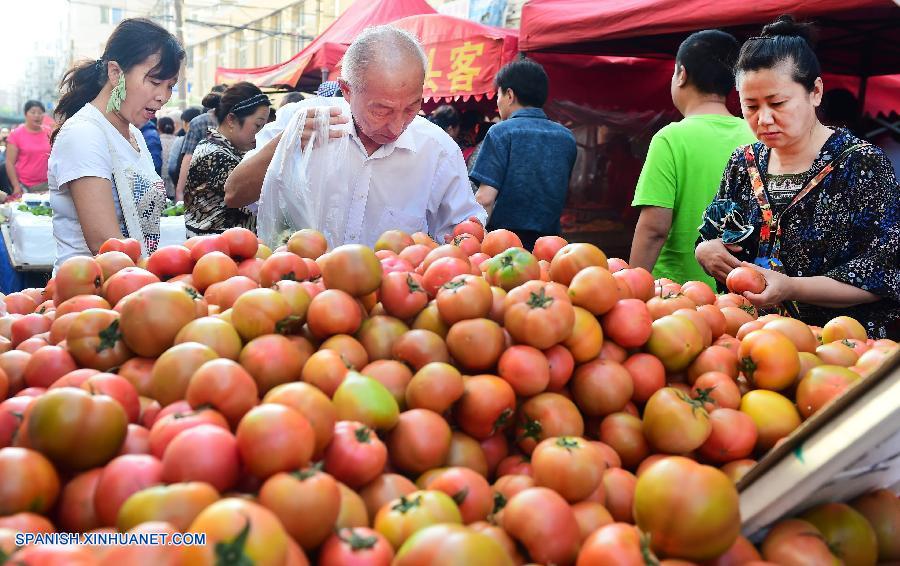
[695, 239, 742, 282]
[739, 262, 796, 308]
[300, 106, 349, 149]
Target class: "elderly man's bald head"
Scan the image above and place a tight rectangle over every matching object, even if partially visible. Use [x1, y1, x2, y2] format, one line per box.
[341, 25, 427, 92]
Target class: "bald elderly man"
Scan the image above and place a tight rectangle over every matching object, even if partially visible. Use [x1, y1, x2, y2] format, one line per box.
[225, 25, 486, 246]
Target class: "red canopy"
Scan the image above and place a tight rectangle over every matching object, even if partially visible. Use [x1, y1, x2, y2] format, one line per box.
[382, 14, 519, 103]
[520, 0, 900, 76]
[216, 0, 436, 90]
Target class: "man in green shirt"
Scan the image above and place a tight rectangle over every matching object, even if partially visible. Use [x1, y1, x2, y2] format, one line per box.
[630, 30, 755, 286]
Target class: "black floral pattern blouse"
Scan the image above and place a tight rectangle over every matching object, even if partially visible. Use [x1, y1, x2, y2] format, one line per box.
[184, 129, 256, 234]
[701, 128, 900, 339]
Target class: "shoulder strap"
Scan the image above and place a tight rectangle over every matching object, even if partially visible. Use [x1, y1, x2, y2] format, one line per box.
[79, 108, 147, 255]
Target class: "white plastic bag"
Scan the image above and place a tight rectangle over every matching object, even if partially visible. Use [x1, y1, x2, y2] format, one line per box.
[256, 106, 350, 249]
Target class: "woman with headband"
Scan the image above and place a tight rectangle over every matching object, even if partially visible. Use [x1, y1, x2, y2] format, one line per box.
[183, 82, 271, 237]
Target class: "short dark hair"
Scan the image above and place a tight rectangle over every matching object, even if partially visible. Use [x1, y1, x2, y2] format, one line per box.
[214, 81, 270, 125]
[158, 116, 175, 134]
[736, 15, 821, 92]
[24, 100, 45, 114]
[675, 30, 740, 96]
[495, 57, 549, 108]
[181, 106, 203, 124]
[280, 92, 304, 108]
[429, 105, 460, 131]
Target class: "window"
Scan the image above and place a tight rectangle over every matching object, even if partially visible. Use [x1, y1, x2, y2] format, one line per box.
[111, 7, 124, 24]
[100, 6, 110, 23]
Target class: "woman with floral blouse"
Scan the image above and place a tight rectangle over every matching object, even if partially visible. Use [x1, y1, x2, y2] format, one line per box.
[184, 82, 270, 236]
[697, 16, 900, 338]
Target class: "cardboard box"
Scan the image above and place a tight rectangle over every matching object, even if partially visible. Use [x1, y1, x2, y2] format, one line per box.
[737, 348, 900, 539]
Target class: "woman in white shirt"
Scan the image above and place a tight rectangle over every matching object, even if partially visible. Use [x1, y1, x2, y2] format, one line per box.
[48, 18, 184, 269]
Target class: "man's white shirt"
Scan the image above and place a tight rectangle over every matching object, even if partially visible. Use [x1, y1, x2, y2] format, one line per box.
[250, 98, 487, 247]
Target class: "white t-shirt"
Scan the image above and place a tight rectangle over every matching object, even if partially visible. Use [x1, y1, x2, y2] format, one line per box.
[252, 98, 486, 247]
[49, 103, 161, 268]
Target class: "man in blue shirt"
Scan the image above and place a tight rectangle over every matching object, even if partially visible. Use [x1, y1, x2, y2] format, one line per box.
[470, 57, 577, 251]
[139, 118, 163, 175]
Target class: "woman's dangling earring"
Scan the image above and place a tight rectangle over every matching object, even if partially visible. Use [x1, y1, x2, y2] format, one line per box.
[107, 74, 127, 113]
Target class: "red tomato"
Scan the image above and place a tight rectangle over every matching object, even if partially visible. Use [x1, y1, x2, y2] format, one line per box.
[504, 280, 574, 349]
[497, 345, 550, 396]
[623, 353, 666, 404]
[94, 454, 163, 527]
[236, 404, 315, 480]
[600, 299, 652, 348]
[388, 409, 452, 475]
[740, 390, 801, 451]
[691, 371, 742, 412]
[454, 375, 516, 440]
[795, 365, 860, 419]
[0, 447, 60, 515]
[445, 318, 505, 372]
[435, 274, 492, 324]
[850, 490, 900, 563]
[321, 244, 383, 297]
[801, 503, 878, 566]
[22, 345, 77, 388]
[426, 467, 493, 524]
[549, 243, 609, 286]
[186, 359, 259, 427]
[481, 229, 522, 257]
[761, 518, 842, 565]
[571, 359, 634, 417]
[501, 487, 580, 565]
[118, 282, 197, 357]
[567, 266, 619, 316]
[325, 421, 387, 489]
[222, 227, 259, 260]
[392, 329, 451, 370]
[726, 266, 767, 294]
[183, 498, 293, 565]
[100, 238, 142, 262]
[379, 272, 428, 321]
[57, 468, 103, 532]
[161, 424, 239, 493]
[146, 245, 193, 280]
[577, 523, 656, 566]
[241, 334, 309, 395]
[697, 408, 758, 463]
[404, 362, 464, 414]
[259, 465, 341, 551]
[66, 308, 134, 372]
[598, 412, 649, 470]
[54, 256, 104, 305]
[373, 490, 463, 550]
[740, 330, 799, 391]
[453, 219, 486, 242]
[634, 456, 740, 561]
[102, 267, 160, 306]
[392, 524, 513, 565]
[532, 235, 568, 262]
[319, 527, 395, 566]
[287, 229, 329, 259]
[515, 392, 584, 455]
[531, 436, 604, 502]
[642, 387, 711, 454]
[148, 406, 228, 459]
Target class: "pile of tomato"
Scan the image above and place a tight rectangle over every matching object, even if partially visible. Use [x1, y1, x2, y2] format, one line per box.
[0, 222, 896, 565]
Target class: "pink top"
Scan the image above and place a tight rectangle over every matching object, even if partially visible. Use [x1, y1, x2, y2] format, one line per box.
[7, 125, 51, 186]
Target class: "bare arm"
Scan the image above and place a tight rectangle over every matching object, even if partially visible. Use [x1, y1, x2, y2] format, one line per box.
[742, 263, 880, 309]
[224, 132, 282, 208]
[69, 177, 125, 254]
[629, 206, 672, 273]
[475, 184, 498, 218]
[5, 143, 21, 195]
[174, 153, 191, 202]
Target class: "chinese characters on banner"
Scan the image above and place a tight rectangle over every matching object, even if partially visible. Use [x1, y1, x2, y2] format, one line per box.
[423, 39, 503, 100]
